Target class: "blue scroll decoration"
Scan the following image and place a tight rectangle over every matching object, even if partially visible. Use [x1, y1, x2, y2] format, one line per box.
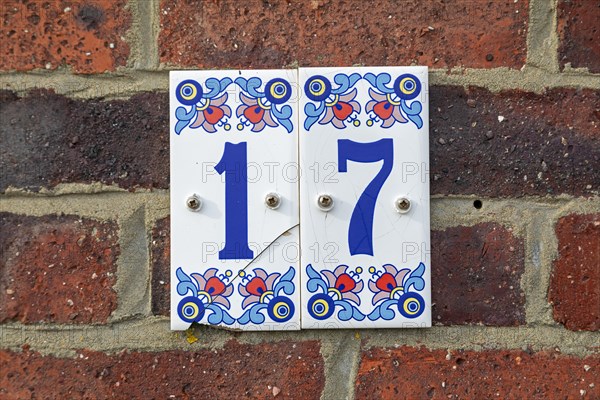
[174, 78, 233, 134]
[237, 266, 296, 324]
[363, 72, 423, 129]
[234, 77, 294, 133]
[305, 264, 366, 322]
[304, 73, 362, 131]
[367, 262, 426, 321]
[176, 267, 236, 325]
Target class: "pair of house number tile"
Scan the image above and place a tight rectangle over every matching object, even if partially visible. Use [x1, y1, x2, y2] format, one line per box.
[170, 67, 431, 330]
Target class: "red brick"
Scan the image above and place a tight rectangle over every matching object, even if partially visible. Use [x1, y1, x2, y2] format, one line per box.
[431, 223, 525, 326]
[1, 0, 131, 74]
[3, 86, 597, 197]
[151, 216, 170, 316]
[0, 341, 325, 399]
[558, 0, 600, 73]
[0, 213, 119, 324]
[355, 346, 600, 399]
[0, 90, 169, 192]
[549, 213, 600, 331]
[159, 0, 528, 69]
[430, 86, 600, 197]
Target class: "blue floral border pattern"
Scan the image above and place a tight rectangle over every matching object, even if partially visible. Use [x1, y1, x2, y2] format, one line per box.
[237, 267, 296, 324]
[306, 264, 366, 322]
[176, 267, 236, 325]
[364, 72, 423, 129]
[367, 262, 426, 321]
[174, 78, 233, 134]
[305, 262, 426, 322]
[173, 76, 294, 135]
[234, 77, 294, 133]
[175, 266, 296, 326]
[304, 73, 362, 131]
[303, 72, 424, 131]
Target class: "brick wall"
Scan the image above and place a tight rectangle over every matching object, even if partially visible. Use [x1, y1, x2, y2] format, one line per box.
[1, 0, 598, 399]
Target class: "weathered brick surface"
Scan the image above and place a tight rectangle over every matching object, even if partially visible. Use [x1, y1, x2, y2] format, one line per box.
[0, 0, 131, 73]
[430, 86, 600, 197]
[431, 223, 525, 326]
[2, 87, 598, 196]
[0, 341, 325, 399]
[0, 213, 119, 324]
[558, 0, 600, 73]
[356, 346, 600, 399]
[151, 216, 170, 316]
[549, 213, 600, 331]
[0, 90, 169, 192]
[159, 0, 528, 69]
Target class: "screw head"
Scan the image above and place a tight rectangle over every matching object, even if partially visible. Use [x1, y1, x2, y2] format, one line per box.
[395, 197, 411, 213]
[265, 192, 281, 210]
[186, 194, 202, 211]
[317, 194, 334, 211]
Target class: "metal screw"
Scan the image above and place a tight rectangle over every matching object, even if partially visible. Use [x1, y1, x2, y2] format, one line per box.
[395, 197, 411, 213]
[265, 192, 281, 210]
[186, 194, 202, 211]
[317, 194, 334, 211]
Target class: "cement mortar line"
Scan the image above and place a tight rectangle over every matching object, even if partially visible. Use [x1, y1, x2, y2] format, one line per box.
[110, 206, 152, 322]
[521, 206, 560, 326]
[319, 332, 361, 400]
[1, 319, 599, 358]
[1, 191, 598, 231]
[2, 182, 599, 202]
[0, 190, 170, 223]
[0, 67, 599, 100]
[2, 183, 135, 197]
[127, 0, 160, 71]
[526, 0, 560, 73]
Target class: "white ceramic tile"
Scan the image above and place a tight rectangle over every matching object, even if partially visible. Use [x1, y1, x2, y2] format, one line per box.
[299, 67, 431, 328]
[170, 70, 300, 330]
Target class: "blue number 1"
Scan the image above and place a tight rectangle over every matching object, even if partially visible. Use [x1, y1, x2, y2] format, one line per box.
[338, 138, 394, 256]
[214, 142, 254, 260]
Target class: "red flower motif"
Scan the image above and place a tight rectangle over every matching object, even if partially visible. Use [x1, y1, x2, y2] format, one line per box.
[239, 268, 281, 309]
[334, 273, 357, 293]
[190, 268, 234, 309]
[319, 88, 361, 129]
[189, 93, 231, 133]
[375, 272, 397, 293]
[205, 276, 226, 296]
[366, 88, 407, 128]
[322, 265, 363, 305]
[246, 276, 268, 297]
[369, 264, 410, 305]
[236, 93, 279, 132]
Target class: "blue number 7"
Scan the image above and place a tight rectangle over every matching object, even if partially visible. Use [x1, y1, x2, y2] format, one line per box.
[338, 138, 394, 256]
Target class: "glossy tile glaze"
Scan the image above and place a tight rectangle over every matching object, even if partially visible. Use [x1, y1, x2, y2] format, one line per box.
[170, 70, 300, 330]
[170, 67, 431, 330]
[299, 67, 431, 328]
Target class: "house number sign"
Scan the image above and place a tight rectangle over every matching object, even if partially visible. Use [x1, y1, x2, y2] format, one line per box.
[170, 67, 430, 330]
